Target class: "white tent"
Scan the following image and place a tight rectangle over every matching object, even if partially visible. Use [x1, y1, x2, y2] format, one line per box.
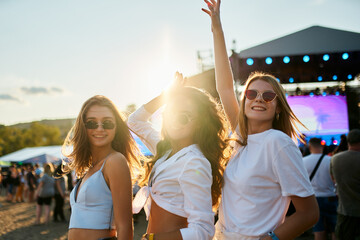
[0, 146, 66, 164]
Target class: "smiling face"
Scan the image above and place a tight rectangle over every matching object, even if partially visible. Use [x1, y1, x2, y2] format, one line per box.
[85, 105, 116, 149]
[163, 95, 197, 142]
[244, 79, 280, 128]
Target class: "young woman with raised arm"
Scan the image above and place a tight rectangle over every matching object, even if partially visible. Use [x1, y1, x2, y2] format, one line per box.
[129, 73, 230, 240]
[202, 1, 319, 239]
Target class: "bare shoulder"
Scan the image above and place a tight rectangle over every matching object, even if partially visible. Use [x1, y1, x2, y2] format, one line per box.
[103, 152, 131, 176]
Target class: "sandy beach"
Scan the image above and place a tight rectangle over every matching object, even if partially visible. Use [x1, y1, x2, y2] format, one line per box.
[0, 192, 314, 240]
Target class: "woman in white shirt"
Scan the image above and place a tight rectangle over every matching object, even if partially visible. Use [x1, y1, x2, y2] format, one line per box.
[202, 1, 319, 239]
[129, 73, 230, 240]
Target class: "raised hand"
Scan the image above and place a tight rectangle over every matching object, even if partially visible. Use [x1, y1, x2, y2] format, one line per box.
[201, 0, 222, 32]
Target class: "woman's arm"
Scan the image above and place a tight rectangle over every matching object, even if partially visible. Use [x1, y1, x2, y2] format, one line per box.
[202, 0, 239, 131]
[104, 153, 133, 240]
[261, 195, 319, 240]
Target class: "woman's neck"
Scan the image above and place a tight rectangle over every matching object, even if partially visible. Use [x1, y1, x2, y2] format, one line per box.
[169, 139, 194, 158]
[90, 145, 114, 164]
[247, 120, 272, 135]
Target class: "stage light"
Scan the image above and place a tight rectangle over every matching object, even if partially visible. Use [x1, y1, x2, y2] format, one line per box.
[310, 92, 314, 97]
[333, 75, 338, 80]
[246, 58, 254, 66]
[265, 57, 272, 65]
[322, 91, 326, 96]
[321, 140, 326, 146]
[335, 91, 340, 96]
[289, 77, 294, 83]
[333, 140, 338, 145]
[318, 76, 323, 81]
[276, 78, 280, 82]
[303, 55, 310, 62]
[342, 53, 349, 60]
[283, 56, 290, 64]
[348, 74, 353, 80]
[323, 54, 330, 61]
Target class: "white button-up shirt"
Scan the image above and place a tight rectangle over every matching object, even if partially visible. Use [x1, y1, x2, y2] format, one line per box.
[129, 105, 215, 240]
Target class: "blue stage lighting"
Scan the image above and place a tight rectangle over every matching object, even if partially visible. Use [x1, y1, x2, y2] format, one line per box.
[265, 57, 272, 65]
[309, 92, 314, 97]
[283, 56, 290, 64]
[246, 58, 254, 66]
[285, 93, 288, 98]
[289, 77, 294, 83]
[333, 75, 338, 80]
[303, 55, 310, 62]
[335, 91, 340, 96]
[276, 78, 280, 82]
[318, 76, 323, 81]
[342, 53, 349, 60]
[322, 92, 326, 96]
[347, 74, 353, 80]
[323, 54, 330, 61]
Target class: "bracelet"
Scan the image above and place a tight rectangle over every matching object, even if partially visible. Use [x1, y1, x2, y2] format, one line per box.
[267, 231, 279, 240]
[141, 233, 155, 240]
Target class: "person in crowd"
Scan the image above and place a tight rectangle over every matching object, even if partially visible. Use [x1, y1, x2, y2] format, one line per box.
[35, 163, 55, 224]
[202, 1, 319, 239]
[330, 129, 360, 240]
[129, 72, 230, 240]
[6, 165, 19, 202]
[22, 165, 29, 202]
[332, 134, 348, 155]
[65, 95, 141, 240]
[15, 167, 25, 202]
[27, 165, 37, 202]
[303, 138, 337, 240]
[53, 164, 67, 222]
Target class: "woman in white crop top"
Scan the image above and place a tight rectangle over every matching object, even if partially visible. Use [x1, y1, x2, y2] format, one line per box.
[64, 95, 141, 240]
[202, 1, 320, 239]
[129, 73, 230, 240]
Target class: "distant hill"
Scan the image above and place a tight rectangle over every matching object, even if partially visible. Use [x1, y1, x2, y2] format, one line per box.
[11, 118, 76, 139]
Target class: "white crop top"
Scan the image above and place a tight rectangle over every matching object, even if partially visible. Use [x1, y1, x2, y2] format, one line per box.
[128, 106, 215, 240]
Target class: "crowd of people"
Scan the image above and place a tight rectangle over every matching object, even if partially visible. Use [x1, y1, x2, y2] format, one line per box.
[0, 162, 74, 224]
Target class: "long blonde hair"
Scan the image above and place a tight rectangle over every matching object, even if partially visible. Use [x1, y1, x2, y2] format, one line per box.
[141, 87, 231, 208]
[238, 72, 306, 146]
[62, 95, 142, 179]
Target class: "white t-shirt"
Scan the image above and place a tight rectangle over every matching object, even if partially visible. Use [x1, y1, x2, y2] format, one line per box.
[303, 153, 336, 197]
[217, 129, 314, 237]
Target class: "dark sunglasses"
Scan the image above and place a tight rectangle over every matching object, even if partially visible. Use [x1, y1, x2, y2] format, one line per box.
[245, 89, 277, 103]
[85, 120, 115, 130]
[164, 112, 194, 130]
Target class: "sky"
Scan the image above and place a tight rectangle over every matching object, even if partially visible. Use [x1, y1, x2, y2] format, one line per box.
[0, 0, 359, 125]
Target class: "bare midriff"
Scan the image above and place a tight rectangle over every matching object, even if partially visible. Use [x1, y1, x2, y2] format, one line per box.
[68, 228, 116, 240]
[147, 198, 188, 233]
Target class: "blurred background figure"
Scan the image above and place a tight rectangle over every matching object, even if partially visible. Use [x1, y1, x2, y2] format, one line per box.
[35, 163, 55, 224]
[303, 138, 337, 240]
[15, 167, 25, 202]
[6, 165, 19, 203]
[53, 164, 67, 222]
[331, 129, 360, 240]
[331, 134, 348, 156]
[27, 165, 37, 202]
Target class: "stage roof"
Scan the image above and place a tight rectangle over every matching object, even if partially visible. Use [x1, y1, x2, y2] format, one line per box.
[239, 26, 360, 58]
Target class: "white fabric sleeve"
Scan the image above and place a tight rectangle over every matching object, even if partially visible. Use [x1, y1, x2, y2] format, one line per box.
[127, 105, 161, 155]
[178, 157, 215, 240]
[273, 143, 315, 197]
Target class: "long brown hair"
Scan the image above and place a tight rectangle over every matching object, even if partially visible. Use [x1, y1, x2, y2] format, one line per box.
[62, 95, 142, 179]
[238, 72, 306, 146]
[141, 87, 231, 208]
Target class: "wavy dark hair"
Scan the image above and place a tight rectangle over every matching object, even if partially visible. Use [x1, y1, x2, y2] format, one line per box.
[62, 95, 142, 179]
[141, 87, 231, 209]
